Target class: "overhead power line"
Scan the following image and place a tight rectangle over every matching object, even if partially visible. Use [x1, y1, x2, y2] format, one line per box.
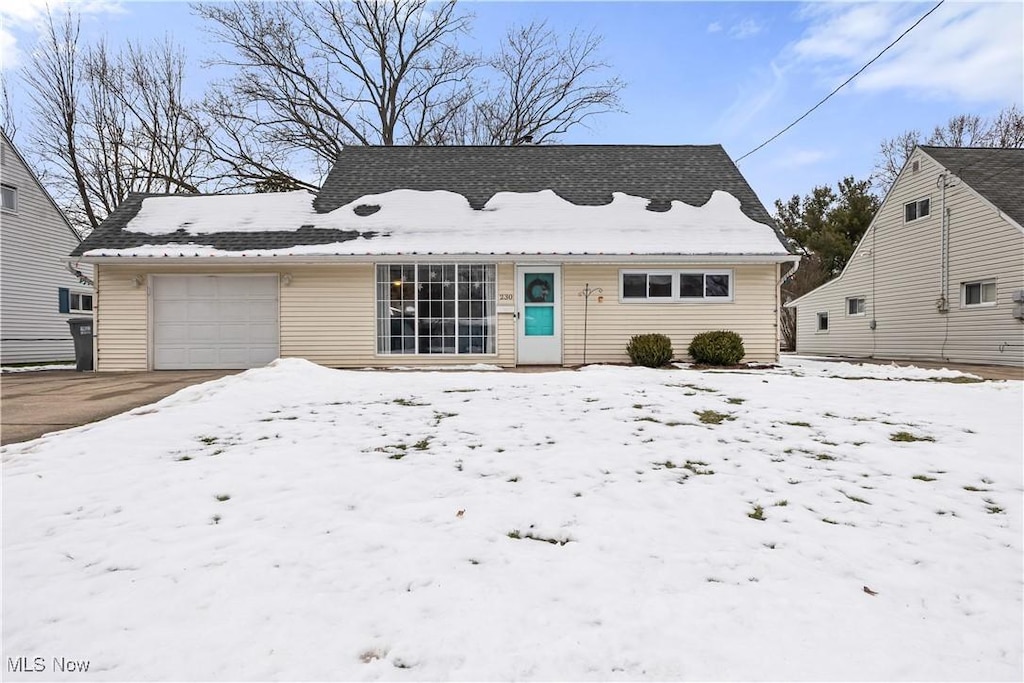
[735, 0, 946, 164]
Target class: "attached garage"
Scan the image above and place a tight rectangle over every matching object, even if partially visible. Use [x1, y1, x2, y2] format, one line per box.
[152, 275, 279, 369]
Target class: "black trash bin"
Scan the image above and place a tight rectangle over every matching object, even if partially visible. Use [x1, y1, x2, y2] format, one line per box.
[67, 317, 95, 371]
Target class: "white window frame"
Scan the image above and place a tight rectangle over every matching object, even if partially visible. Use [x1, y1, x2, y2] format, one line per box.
[961, 279, 997, 308]
[375, 263, 497, 355]
[69, 292, 94, 313]
[904, 197, 930, 223]
[678, 270, 734, 303]
[846, 296, 866, 317]
[618, 269, 734, 303]
[816, 311, 829, 333]
[619, 270, 676, 302]
[1, 184, 16, 213]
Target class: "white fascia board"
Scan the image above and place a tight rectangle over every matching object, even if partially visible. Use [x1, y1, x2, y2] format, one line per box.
[71, 253, 799, 266]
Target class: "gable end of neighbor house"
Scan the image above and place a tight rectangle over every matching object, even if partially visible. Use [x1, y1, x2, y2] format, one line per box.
[1, 132, 94, 364]
[789, 146, 1024, 367]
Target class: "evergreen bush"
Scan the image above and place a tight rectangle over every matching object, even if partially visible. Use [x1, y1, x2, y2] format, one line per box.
[687, 331, 745, 366]
[626, 333, 674, 367]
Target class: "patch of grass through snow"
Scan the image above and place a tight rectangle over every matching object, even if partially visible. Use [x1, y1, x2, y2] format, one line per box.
[393, 397, 429, 407]
[747, 505, 766, 521]
[695, 410, 735, 425]
[890, 431, 935, 443]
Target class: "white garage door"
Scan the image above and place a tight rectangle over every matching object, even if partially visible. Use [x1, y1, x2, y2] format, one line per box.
[153, 275, 279, 370]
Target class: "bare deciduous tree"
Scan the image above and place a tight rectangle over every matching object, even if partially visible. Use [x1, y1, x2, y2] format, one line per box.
[22, 10, 101, 230]
[195, 0, 478, 186]
[873, 105, 1024, 193]
[1, 76, 16, 140]
[22, 8, 211, 232]
[194, 0, 625, 188]
[470, 21, 624, 145]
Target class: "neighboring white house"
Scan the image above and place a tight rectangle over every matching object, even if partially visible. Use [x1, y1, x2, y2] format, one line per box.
[1, 132, 94, 364]
[788, 146, 1024, 367]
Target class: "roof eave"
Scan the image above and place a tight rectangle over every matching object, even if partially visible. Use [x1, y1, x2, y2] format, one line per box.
[71, 252, 799, 266]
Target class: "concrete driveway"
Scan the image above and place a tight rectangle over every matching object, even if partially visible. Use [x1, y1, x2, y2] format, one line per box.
[1, 370, 242, 446]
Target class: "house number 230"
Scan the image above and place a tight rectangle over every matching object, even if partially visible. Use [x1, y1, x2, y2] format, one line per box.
[499, 293, 513, 301]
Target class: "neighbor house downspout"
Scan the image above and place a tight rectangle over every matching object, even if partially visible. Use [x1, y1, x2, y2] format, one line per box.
[937, 173, 950, 313]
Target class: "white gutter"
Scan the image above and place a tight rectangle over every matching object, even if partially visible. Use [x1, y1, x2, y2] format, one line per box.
[68, 253, 800, 266]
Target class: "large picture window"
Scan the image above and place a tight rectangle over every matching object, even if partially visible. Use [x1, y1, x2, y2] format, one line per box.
[376, 263, 496, 355]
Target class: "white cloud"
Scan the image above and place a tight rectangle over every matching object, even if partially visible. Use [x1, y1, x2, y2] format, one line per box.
[706, 21, 722, 34]
[729, 18, 764, 40]
[1, 0, 122, 71]
[792, 2, 1023, 103]
[771, 148, 831, 170]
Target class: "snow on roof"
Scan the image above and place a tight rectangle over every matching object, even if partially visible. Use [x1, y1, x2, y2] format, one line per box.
[86, 188, 790, 257]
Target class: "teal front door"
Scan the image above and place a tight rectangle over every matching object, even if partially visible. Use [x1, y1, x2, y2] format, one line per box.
[516, 266, 562, 364]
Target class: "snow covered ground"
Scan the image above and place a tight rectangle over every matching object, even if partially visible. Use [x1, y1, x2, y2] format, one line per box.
[3, 357, 1021, 681]
[1, 363, 75, 373]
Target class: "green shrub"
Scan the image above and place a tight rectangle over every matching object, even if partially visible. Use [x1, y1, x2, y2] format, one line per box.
[626, 333, 674, 367]
[688, 330, 745, 366]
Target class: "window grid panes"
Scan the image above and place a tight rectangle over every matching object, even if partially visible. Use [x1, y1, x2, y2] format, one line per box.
[376, 264, 496, 355]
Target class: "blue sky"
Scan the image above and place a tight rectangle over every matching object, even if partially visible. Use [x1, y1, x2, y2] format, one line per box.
[2, 1, 1021, 209]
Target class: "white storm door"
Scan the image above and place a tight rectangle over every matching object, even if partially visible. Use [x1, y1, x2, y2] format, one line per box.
[153, 275, 279, 369]
[516, 266, 562, 365]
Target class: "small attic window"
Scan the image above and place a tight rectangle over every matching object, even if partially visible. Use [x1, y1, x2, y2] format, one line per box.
[911, 160, 920, 173]
[354, 204, 380, 217]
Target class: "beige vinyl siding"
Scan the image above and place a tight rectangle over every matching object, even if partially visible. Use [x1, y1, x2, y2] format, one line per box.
[95, 263, 516, 370]
[0, 136, 93, 364]
[562, 263, 780, 364]
[793, 148, 1024, 367]
[280, 263, 514, 367]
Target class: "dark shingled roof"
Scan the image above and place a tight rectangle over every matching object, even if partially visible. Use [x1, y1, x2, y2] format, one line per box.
[920, 146, 1024, 227]
[71, 193, 370, 257]
[74, 144, 790, 256]
[317, 144, 776, 221]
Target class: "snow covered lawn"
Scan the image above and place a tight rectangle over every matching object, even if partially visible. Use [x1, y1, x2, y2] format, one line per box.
[3, 358, 1021, 681]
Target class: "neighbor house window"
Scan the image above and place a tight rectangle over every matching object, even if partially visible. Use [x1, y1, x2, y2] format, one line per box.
[71, 292, 94, 312]
[962, 280, 996, 307]
[816, 312, 829, 332]
[376, 263, 496, 355]
[904, 197, 930, 222]
[1, 184, 16, 212]
[846, 297, 866, 316]
[619, 270, 733, 302]
[58, 288, 93, 313]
